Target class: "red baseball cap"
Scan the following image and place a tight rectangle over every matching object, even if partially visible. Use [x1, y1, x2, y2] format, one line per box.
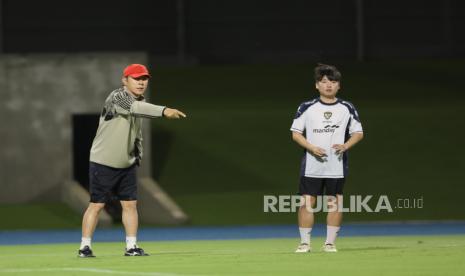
[123, 64, 151, 78]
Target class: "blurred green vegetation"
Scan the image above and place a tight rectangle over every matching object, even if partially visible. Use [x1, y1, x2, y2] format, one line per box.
[149, 60, 465, 225]
[2, 60, 463, 230]
[0, 203, 82, 230]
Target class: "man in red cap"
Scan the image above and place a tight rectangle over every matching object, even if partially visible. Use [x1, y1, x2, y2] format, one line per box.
[78, 64, 186, 258]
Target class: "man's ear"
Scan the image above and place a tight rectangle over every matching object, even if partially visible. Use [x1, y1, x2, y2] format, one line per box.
[122, 77, 128, 86]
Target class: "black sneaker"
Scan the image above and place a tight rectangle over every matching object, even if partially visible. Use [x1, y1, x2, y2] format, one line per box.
[78, 246, 95, 258]
[124, 246, 149, 256]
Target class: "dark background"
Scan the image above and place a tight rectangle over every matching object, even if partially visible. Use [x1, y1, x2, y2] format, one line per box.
[2, 0, 464, 62]
[0, 0, 464, 228]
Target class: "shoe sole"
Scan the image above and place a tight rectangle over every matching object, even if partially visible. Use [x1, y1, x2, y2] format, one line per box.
[124, 253, 149, 256]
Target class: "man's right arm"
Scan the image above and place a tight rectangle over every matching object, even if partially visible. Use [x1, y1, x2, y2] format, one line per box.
[130, 101, 187, 119]
[112, 89, 186, 119]
[292, 131, 327, 157]
[162, 107, 187, 119]
[290, 103, 326, 157]
[130, 101, 165, 118]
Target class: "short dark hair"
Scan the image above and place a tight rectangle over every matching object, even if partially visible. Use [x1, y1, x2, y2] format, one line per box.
[314, 63, 341, 82]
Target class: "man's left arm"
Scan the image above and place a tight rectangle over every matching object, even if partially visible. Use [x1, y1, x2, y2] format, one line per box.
[334, 102, 364, 154]
[333, 132, 364, 154]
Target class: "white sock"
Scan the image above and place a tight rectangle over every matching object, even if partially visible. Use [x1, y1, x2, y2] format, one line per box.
[299, 227, 312, 245]
[126, 236, 137, 249]
[80, 237, 91, 250]
[325, 225, 340, 245]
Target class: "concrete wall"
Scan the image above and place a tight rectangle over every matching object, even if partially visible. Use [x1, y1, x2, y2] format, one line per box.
[0, 53, 152, 203]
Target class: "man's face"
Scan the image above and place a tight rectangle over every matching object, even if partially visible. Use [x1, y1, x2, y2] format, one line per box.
[316, 76, 340, 98]
[123, 76, 149, 97]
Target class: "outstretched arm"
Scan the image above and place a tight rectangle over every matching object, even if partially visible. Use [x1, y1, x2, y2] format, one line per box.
[163, 108, 187, 119]
[112, 90, 187, 119]
[130, 101, 186, 119]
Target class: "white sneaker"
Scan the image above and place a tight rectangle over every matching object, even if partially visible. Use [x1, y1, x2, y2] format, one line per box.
[295, 243, 311, 253]
[322, 244, 337, 253]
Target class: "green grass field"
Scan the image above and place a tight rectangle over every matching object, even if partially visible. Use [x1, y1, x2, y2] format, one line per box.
[1, 235, 464, 275]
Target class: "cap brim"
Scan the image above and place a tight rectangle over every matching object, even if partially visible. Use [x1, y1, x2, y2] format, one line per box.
[127, 73, 151, 78]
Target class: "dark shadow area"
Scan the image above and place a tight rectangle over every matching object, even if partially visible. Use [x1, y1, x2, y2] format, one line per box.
[72, 114, 99, 189]
[72, 114, 122, 222]
[151, 126, 175, 181]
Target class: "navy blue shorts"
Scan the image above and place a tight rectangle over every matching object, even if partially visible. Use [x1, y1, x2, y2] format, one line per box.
[299, 177, 345, 196]
[89, 162, 137, 203]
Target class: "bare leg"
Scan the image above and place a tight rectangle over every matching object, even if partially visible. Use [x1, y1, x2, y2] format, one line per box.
[296, 195, 317, 250]
[325, 194, 343, 246]
[298, 195, 316, 228]
[326, 195, 343, 226]
[121, 200, 138, 237]
[82, 203, 106, 238]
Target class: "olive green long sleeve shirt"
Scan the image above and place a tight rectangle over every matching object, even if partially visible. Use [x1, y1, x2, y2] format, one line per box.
[90, 87, 165, 168]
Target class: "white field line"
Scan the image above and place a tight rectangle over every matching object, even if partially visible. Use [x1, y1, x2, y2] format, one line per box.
[0, 267, 187, 276]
